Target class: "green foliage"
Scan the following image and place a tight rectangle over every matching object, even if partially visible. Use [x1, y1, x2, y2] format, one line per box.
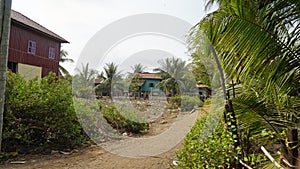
[102, 103, 149, 133]
[59, 49, 74, 77]
[73, 98, 105, 142]
[155, 57, 189, 96]
[177, 115, 236, 168]
[188, 60, 211, 86]
[97, 62, 123, 97]
[3, 71, 86, 153]
[73, 63, 97, 99]
[177, 113, 267, 168]
[188, 0, 300, 167]
[204, 98, 212, 105]
[169, 95, 203, 111]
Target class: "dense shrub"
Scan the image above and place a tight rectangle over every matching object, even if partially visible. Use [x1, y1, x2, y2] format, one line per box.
[73, 98, 107, 143]
[177, 112, 267, 168]
[177, 113, 236, 168]
[2, 72, 86, 153]
[170, 95, 203, 111]
[102, 103, 149, 133]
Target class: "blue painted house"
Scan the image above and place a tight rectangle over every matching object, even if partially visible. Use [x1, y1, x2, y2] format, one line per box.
[139, 73, 162, 93]
[130, 73, 163, 98]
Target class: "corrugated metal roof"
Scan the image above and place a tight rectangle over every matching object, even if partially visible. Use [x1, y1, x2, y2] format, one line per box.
[140, 73, 162, 80]
[11, 10, 69, 43]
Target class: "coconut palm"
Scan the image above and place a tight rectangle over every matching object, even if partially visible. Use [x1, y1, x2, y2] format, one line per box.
[59, 49, 74, 77]
[199, 0, 299, 122]
[73, 63, 98, 98]
[127, 63, 146, 83]
[97, 62, 122, 97]
[155, 57, 191, 96]
[131, 63, 146, 74]
[127, 64, 146, 98]
[189, 0, 300, 165]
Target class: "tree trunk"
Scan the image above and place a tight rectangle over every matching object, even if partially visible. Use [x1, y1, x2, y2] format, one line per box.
[287, 128, 298, 168]
[210, 45, 226, 99]
[0, 0, 12, 152]
[225, 100, 242, 169]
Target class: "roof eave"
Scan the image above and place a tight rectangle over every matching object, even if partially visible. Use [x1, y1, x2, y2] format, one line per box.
[11, 18, 69, 44]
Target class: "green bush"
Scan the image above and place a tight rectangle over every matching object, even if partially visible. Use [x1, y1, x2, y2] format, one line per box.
[177, 112, 267, 168]
[204, 98, 212, 105]
[102, 104, 149, 133]
[177, 114, 236, 168]
[3, 71, 86, 153]
[170, 95, 203, 111]
[73, 98, 106, 143]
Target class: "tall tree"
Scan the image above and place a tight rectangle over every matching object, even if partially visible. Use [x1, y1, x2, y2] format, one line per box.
[155, 57, 191, 96]
[190, 0, 300, 165]
[97, 62, 122, 97]
[130, 63, 146, 74]
[0, 0, 11, 152]
[127, 63, 146, 98]
[73, 63, 98, 98]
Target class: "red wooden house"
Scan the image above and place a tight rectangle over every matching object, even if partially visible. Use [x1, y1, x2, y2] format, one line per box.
[7, 10, 69, 79]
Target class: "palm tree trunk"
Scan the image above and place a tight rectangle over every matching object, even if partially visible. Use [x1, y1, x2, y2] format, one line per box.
[210, 45, 226, 99]
[211, 44, 230, 123]
[211, 45, 242, 168]
[0, 0, 11, 152]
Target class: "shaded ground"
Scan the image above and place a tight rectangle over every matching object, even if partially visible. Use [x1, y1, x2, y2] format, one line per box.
[1, 144, 183, 169]
[0, 102, 208, 169]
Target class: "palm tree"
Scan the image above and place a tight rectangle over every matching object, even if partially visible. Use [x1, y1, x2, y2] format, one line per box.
[155, 57, 190, 96]
[73, 63, 98, 98]
[59, 49, 74, 77]
[128, 64, 146, 98]
[131, 63, 146, 74]
[97, 62, 122, 97]
[190, 0, 300, 165]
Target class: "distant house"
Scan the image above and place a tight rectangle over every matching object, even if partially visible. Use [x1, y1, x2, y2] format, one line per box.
[139, 73, 162, 93]
[130, 73, 163, 98]
[94, 78, 109, 97]
[197, 83, 211, 100]
[7, 10, 69, 80]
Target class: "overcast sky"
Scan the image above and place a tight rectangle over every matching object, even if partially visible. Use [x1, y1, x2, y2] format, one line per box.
[12, 0, 215, 75]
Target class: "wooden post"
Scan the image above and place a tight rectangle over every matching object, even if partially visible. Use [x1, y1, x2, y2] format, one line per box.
[287, 127, 298, 167]
[0, 0, 12, 152]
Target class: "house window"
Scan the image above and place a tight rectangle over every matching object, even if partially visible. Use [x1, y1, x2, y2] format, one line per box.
[49, 47, 55, 59]
[27, 40, 36, 55]
[149, 83, 154, 87]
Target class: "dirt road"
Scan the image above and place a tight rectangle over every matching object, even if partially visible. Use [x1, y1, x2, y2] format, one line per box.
[1, 106, 205, 169]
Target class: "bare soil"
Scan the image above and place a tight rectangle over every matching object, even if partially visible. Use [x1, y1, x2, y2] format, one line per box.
[0, 144, 183, 169]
